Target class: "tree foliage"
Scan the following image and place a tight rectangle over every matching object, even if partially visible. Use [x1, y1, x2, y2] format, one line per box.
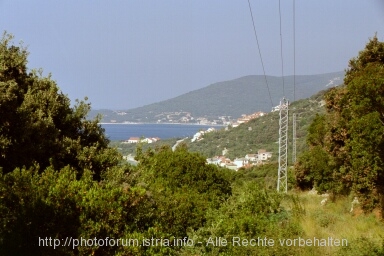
[295, 114, 336, 192]
[182, 182, 306, 256]
[4, 30, 383, 255]
[134, 144, 232, 238]
[0, 165, 155, 255]
[0, 32, 120, 179]
[295, 35, 384, 213]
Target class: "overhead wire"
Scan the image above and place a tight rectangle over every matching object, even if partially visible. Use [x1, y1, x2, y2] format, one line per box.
[293, 0, 296, 101]
[278, 0, 285, 97]
[247, 0, 274, 108]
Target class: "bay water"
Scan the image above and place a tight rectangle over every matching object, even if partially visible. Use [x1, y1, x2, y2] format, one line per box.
[101, 123, 223, 141]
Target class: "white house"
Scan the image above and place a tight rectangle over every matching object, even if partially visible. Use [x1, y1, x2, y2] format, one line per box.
[123, 137, 140, 143]
[225, 163, 238, 171]
[122, 137, 161, 144]
[191, 131, 203, 142]
[206, 156, 221, 165]
[191, 128, 215, 142]
[206, 127, 216, 133]
[272, 105, 281, 112]
[258, 149, 272, 161]
[233, 158, 248, 169]
[141, 138, 153, 143]
[245, 154, 258, 162]
[218, 157, 232, 167]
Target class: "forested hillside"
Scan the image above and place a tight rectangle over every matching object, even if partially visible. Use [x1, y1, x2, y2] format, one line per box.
[89, 71, 343, 123]
[111, 89, 329, 161]
[1, 32, 383, 255]
[295, 35, 384, 217]
[185, 90, 327, 160]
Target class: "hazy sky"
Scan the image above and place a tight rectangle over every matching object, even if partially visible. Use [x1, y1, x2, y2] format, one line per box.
[1, 1, 384, 109]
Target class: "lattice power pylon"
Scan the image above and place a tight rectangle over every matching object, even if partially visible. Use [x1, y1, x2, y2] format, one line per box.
[277, 98, 289, 193]
[292, 113, 297, 164]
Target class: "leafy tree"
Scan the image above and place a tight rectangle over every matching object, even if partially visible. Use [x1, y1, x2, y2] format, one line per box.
[182, 182, 306, 256]
[234, 162, 279, 189]
[0, 32, 119, 179]
[0, 165, 154, 255]
[134, 144, 232, 238]
[0, 32, 230, 255]
[295, 114, 336, 192]
[296, 35, 384, 213]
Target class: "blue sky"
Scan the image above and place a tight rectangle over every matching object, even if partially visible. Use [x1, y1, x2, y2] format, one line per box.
[1, 1, 383, 109]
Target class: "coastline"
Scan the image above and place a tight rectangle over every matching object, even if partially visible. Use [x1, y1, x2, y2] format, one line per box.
[101, 123, 224, 141]
[99, 122, 225, 126]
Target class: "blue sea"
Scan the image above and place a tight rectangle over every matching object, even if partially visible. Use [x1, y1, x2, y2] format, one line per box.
[101, 123, 223, 141]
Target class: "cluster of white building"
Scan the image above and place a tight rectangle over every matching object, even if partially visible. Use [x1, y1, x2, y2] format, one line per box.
[206, 149, 272, 171]
[231, 111, 265, 128]
[191, 127, 216, 142]
[122, 137, 161, 144]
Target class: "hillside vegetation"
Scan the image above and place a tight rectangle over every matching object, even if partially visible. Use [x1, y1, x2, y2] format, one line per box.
[295, 35, 384, 218]
[1, 32, 383, 255]
[185, 89, 327, 161]
[89, 71, 343, 123]
[111, 89, 329, 161]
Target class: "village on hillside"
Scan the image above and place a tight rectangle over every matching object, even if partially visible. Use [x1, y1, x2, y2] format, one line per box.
[121, 137, 161, 144]
[106, 109, 269, 126]
[207, 149, 272, 171]
[230, 111, 265, 128]
[120, 110, 273, 170]
[190, 110, 273, 170]
[190, 111, 266, 142]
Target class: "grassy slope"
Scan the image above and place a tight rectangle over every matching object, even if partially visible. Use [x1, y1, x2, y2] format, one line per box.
[287, 191, 384, 255]
[232, 164, 384, 255]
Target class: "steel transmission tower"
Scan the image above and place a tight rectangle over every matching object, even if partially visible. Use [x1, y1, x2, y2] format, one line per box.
[277, 98, 289, 193]
[292, 113, 297, 164]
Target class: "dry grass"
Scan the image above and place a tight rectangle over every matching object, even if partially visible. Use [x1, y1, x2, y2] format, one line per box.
[282, 191, 384, 255]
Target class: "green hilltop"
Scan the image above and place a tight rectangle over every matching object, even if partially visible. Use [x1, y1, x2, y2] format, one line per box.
[90, 71, 343, 123]
[113, 89, 329, 161]
[179, 89, 327, 160]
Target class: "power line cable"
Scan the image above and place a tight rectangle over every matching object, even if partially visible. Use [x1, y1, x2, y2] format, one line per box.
[247, 0, 274, 108]
[278, 0, 285, 97]
[293, 0, 296, 101]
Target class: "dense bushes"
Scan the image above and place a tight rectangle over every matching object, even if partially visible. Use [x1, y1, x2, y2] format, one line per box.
[295, 35, 384, 214]
[181, 182, 306, 256]
[0, 33, 119, 179]
[134, 144, 232, 238]
[2, 31, 383, 255]
[0, 165, 153, 255]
